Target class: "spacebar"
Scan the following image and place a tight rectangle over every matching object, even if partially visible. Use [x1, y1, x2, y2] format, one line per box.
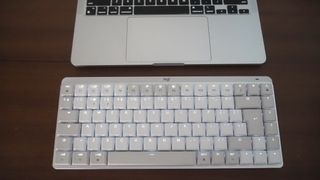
[108, 152, 196, 166]
[134, 6, 190, 15]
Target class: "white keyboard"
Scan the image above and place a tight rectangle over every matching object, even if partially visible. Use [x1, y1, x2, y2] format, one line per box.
[53, 76, 283, 169]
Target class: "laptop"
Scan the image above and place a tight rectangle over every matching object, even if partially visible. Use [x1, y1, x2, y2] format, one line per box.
[71, 0, 266, 66]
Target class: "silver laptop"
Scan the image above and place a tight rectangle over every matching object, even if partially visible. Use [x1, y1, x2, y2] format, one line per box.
[71, 0, 266, 66]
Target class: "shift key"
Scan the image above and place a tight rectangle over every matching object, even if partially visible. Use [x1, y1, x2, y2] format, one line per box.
[235, 96, 261, 109]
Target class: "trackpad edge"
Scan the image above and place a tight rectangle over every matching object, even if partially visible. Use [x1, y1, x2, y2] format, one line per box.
[126, 17, 212, 63]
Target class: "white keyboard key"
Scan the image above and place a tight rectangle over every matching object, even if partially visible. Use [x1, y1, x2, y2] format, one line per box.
[74, 84, 87, 96]
[87, 137, 100, 151]
[87, 97, 99, 109]
[81, 124, 94, 137]
[233, 123, 247, 136]
[181, 97, 194, 109]
[168, 84, 180, 96]
[144, 137, 157, 150]
[73, 97, 86, 109]
[114, 84, 127, 96]
[127, 84, 140, 96]
[200, 137, 213, 150]
[154, 84, 167, 96]
[214, 137, 227, 150]
[265, 122, 278, 135]
[72, 152, 89, 165]
[55, 137, 73, 150]
[254, 151, 267, 165]
[129, 137, 143, 151]
[92, 110, 105, 123]
[60, 85, 74, 96]
[262, 96, 275, 108]
[147, 110, 160, 122]
[109, 124, 122, 136]
[100, 97, 113, 109]
[54, 151, 71, 165]
[202, 110, 215, 122]
[95, 124, 108, 136]
[161, 110, 174, 122]
[120, 110, 133, 123]
[212, 151, 225, 165]
[248, 84, 260, 96]
[198, 152, 212, 165]
[240, 151, 253, 165]
[181, 84, 193, 96]
[221, 84, 233, 96]
[151, 124, 164, 136]
[172, 137, 185, 150]
[229, 110, 242, 122]
[207, 84, 220, 96]
[88, 84, 100, 96]
[252, 137, 266, 150]
[195, 97, 207, 109]
[165, 123, 178, 136]
[216, 110, 229, 122]
[158, 137, 171, 150]
[123, 124, 136, 136]
[137, 124, 150, 136]
[220, 123, 233, 136]
[133, 110, 146, 122]
[194, 84, 207, 96]
[141, 97, 153, 109]
[192, 123, 205, 136]
[267, 136, 280, 150]
[154, 97, 167, 109]
[228, 137, 252, 150]
[73, 137, 86, 151]
[115, 137, 129, 151]
[101, 84, 113, 96]
[179, 123, 191, 136]
[59, 97, 73, 109]
[58, 110, 79, 123]
[175, 110, 188, 122]
[106, 110, 119, 123]
[101, 137, 114, 151]
[234, 84, 247, 96]
[221, 97, 234, 109]
[263, 109, 276, 122]
[90, 152, 107, 165]
[206, 123, 219, 136]
[235, 96, 261, 109]
[261, 84, 273, 96]
[56, 124, 81, 136]
[188, 110, 201, 122]
[127, 97, 140, 109]
[114, 97, 126, 109]
[186, 137, 199, 150]
[168, 97, 181, 109]
[140, 84, 153, 96]
[226, 151, 239, 165]
[208, 97, 221, 109]
[268, 150, 282, 164]
[243, 109, 264, 136]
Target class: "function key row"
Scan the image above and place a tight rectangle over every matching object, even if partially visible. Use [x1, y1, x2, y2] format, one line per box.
[61, 83, 273, 97]
[87, 0, 248, 6]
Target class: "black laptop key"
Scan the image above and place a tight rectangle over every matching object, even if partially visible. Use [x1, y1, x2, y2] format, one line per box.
[109, 6, 119, 15]
[190, 0, 200, 5]
[146, 0, 156, 5]
[120, 6, 133, 15]
[216, 9, 226, 14]
[239, 9, 249, 14]
[227, 5, 238, 14]
[212, 0, 222, 4]
[157, 0, 167, 5]
[87, 0, 111, 6]
[224, 0, 248, 5]
[191, 6, 204, 14]
[179, 0, 189, 5]
[123, 0, 133, 5]
[134, 6, 189, 15]
[86, 7, 97, 15]
[135, 0, 145, 5]
[97, 6, 108, 15]
[112, 0, 122, 5]
[205, 6, 215, 14]
[201, 0, 211, 5]
[168, 0, 178, 5]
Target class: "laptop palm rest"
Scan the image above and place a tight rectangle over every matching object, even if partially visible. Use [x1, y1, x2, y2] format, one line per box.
[126, 17, 212, 64]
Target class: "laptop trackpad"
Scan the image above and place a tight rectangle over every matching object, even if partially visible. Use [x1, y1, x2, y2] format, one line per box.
[126, 17, 212, 64]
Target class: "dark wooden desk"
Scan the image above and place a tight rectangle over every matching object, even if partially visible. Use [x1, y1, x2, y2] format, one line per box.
[1, 0, 320, 179]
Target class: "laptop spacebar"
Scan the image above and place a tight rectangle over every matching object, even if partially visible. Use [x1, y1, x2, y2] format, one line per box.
[134, 6, 190, 15]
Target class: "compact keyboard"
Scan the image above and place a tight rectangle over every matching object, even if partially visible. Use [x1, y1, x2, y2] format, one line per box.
[53, 77, 283, 169]
[85, 0, 250, 16]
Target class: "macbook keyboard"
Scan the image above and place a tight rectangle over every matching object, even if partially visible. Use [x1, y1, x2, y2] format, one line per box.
[85, 0, 250, 15]
[53, 76, 283, 169]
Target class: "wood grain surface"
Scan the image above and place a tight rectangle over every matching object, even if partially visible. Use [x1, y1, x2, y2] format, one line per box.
[1, 0, 320, 179]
